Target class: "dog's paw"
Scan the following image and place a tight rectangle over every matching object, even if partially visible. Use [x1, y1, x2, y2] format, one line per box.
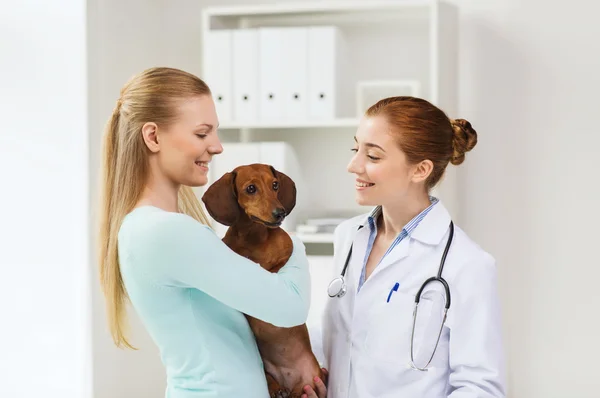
[271, 388, 290, 398]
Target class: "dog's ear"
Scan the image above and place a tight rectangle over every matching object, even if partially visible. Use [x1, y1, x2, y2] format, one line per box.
[201, 171, 240, 226]
[270, 166, 296, 215]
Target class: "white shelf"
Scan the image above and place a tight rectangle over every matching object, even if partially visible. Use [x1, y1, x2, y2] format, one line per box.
[218, 118, 360, 130]
[204, 0, 436, 18]
[294, 232, 335, 244]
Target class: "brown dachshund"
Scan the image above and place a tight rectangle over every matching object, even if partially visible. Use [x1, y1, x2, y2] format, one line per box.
[202, 163, 323, 398]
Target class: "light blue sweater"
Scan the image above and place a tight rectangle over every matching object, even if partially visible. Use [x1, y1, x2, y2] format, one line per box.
[117, 206, 311, 398]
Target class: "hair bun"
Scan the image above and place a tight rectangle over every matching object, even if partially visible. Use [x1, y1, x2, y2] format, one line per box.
[450, 118, 477, 165]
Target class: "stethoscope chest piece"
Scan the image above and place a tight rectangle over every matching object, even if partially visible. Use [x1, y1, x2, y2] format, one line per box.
[327, 276, 347, 298]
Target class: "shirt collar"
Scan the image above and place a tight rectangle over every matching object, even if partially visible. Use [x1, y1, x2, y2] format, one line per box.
[410, 199, 452, 245]
[358, 196, 450, 245]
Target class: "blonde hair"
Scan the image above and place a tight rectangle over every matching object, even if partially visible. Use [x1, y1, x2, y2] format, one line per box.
[98, 67, 212, 349]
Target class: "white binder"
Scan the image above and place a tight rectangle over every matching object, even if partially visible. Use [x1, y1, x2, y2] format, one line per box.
[281, 28, 309, 120]
[307, 26, 350, 120]
[204, 30, 233, 123]
[258, 28, 284, 122]
[232, 29, 259, 123]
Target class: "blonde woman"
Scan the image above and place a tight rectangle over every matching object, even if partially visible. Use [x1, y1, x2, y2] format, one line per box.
[98, 67, 325, 398]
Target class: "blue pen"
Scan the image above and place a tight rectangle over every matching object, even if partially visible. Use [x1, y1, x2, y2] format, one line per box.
[387, 282, 399, 303]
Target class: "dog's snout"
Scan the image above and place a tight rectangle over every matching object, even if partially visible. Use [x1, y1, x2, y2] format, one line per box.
[272, 207, 286, 222]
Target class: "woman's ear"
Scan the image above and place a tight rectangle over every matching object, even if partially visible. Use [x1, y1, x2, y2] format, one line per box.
[141, 122, 160, 153]
[202, 172, 241, 226]
[411, 159, 434, 184]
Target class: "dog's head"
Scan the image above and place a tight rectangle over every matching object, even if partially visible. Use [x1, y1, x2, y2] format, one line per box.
[202, 163, 296, 228]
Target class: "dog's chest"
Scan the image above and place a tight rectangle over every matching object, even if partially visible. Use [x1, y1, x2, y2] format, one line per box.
[226, 230, 293, 273]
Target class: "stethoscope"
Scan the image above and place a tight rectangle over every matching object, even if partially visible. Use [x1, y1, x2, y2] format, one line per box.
[327, 220, 454, 371]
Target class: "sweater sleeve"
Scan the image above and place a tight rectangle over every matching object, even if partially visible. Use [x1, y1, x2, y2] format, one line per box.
[130, 212, 311, 328]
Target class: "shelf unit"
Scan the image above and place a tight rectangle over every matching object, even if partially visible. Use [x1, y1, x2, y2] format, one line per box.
[218, 117, 360, 131]
[199, 0, 460, 248]
[202, 0, 440, 17]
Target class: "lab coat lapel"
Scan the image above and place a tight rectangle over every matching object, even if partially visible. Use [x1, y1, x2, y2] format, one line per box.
[368, 234, 412, 281]
[410, 201, 452, 245]
[334, 214, 371, 287]
[367, 201, 452, 281]
[349, 220, 372, 287]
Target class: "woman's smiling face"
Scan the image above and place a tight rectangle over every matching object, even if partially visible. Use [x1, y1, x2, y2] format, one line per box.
[347, 115, 420, 207]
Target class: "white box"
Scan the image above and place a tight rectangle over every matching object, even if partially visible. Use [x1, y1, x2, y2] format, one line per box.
[307, 26, 350, 120]
[207, 142, 307, 238]
[204, 30, 233, 123]
[232, 29, 259, 123]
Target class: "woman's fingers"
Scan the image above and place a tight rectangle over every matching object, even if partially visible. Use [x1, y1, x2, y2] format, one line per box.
[302, 375, 327, 398]
[313, 375, 327, 397]
[302, 368, 329, 398]
[301, 385, 317, 398]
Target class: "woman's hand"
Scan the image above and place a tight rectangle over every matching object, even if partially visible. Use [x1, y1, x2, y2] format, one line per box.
[301, 368, 328, 398]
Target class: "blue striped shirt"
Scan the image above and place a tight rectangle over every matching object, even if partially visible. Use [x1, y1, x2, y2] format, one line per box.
[357, 197, 439, 292]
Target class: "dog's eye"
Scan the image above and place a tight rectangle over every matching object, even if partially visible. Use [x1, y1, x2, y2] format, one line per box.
[272, 181, 279, 191]
[246, 185, 256, 194]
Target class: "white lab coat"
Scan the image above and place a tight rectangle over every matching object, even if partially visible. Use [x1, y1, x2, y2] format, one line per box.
[321, 201, 506, 398]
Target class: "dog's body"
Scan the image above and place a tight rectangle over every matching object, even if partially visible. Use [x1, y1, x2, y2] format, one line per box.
[223, 220, 321, 397]
[202, 163, 323, 398]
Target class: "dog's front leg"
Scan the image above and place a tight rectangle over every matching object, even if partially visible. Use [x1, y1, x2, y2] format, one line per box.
[266, 371, 290, 398]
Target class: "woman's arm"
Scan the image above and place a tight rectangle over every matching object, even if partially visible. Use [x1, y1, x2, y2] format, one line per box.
[447, 254, 506, 398]
[129, 211, 311, 328]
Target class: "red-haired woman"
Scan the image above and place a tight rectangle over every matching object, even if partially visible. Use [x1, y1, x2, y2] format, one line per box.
[309, 97, 505, 398]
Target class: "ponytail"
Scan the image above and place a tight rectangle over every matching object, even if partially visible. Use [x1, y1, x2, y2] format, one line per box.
[98, 104, 138, 349]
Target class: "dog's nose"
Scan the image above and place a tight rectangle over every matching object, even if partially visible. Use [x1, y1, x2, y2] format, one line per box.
[272, 207, 286, 222]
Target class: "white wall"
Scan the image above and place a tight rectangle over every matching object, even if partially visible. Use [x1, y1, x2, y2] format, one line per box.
[87, 0, 168, 397]
[456, 0, 600, 396]
[0, 1, 91, 397]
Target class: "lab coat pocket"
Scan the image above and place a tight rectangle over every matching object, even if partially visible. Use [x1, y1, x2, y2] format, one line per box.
[364, 289, 446, 368]
[364, 290, 423, 364]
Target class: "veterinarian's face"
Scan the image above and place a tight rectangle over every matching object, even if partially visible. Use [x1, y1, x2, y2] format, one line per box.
[155, 95, 222, 187]
[347, 115, 420, 207]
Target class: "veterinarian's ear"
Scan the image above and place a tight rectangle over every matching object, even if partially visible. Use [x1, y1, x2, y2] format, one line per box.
[201, 172, 240, 226]
[270, 166, 296, 214]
